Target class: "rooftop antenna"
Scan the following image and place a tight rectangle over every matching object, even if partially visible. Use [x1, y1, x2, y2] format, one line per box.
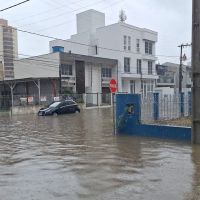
[119, 9, 127, 23]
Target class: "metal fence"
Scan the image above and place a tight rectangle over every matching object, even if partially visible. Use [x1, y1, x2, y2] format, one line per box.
[0, 93, 112, 110]
[141, 92, 192, 125]
[85, 93, 111, 107]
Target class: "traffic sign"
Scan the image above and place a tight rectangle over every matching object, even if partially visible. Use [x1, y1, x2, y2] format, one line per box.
[109, 79, 117, 93]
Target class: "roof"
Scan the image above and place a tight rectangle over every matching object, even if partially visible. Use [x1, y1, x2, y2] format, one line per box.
[0, 77, 59, 84]
[60, 52, 118, 65]
[97, 22, 158, 35]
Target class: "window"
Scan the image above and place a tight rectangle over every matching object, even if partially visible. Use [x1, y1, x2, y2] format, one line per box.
[102, 68, 112, 78]
[124, 57, 130, 73]
[136, 39, 140, 52]
[123, 35, 127, 50]
[148, 61, 153, 75]
[128, 36, 131, 51]
[124, 35, 131, 51]
[61, 64, 72, 75]
[145, 41, 153, 54]
[137, 59, 142, 74]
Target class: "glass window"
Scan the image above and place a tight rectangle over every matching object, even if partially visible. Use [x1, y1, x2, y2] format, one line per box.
[124, 57, 130, 73]
[102, 68, 112, 78]
[123, 35, 127, 50]
[61, 64, 72, 76]
[137, 59, 142, 74]
[136, 39, 140, 52]
[128, 36, 131, 51]
[145, 41, 153, 54]
[148, 61, 153, 75]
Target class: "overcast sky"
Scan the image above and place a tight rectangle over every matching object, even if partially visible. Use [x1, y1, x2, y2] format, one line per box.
[0, 0, 192, 64]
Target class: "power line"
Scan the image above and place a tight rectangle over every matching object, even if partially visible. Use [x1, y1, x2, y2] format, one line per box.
[13, 0, 84, 23]
[0, 0, 30, 12]
[36, 0, 122, 32]
[17, 0, 109, 28]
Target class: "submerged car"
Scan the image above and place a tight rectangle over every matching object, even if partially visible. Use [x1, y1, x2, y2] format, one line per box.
[38, 100, 80, 116]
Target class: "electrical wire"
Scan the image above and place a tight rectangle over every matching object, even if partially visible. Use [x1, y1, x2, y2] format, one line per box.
[36, 0, 122, 32]
[0, 0, 30, 12]
[17, 0, 111, 28]
[13, 0, 85, 23]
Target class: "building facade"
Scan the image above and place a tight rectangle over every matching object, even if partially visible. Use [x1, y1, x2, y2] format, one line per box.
[155, 62, 192, 95]
[0, 19, 18, 80]
[14, 52, 118, 95]
[50, 9, 158, 95]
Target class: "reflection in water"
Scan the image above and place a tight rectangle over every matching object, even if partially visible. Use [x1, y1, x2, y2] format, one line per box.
[0, 109, 199, 200]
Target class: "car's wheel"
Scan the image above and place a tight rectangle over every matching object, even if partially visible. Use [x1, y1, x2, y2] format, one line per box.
[75, 109, 80, 113]
[53, 112, 58, 116]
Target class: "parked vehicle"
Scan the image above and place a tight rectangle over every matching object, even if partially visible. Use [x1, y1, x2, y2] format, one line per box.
[38, 100, 80, 116]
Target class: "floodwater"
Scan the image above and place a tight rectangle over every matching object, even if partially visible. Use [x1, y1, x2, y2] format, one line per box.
[0, 109, 200, 200]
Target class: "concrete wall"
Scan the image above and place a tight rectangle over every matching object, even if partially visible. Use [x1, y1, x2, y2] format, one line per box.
[77, 9, 105, 34]
[14, 53, 60, 79]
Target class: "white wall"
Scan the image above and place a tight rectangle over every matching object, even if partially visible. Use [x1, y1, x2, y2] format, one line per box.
[48, 10, 158, 93]
[14, 53, 60, 79]
[77, 9, 105, 34]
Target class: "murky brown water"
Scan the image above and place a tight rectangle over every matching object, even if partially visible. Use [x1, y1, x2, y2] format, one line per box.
[0, 108, 200, 200]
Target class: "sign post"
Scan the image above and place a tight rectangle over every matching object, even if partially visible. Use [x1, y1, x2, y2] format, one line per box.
[109, 79, 117, 135]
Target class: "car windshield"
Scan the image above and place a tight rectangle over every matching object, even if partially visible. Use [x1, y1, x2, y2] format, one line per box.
[49, 102, 61, 108]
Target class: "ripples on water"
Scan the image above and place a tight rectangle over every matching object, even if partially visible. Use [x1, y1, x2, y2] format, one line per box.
[0, 109, 199, 200]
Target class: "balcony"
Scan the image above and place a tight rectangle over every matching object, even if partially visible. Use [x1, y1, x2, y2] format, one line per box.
[121, 72, 158, 80]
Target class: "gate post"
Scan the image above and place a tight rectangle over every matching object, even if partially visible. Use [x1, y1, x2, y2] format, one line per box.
[153, 93, 159, 120]
[180, 92, 184, 117]
[188, 91, 192, 116]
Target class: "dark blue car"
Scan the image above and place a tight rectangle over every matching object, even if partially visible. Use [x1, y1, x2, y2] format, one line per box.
[38, 100, 80, 116]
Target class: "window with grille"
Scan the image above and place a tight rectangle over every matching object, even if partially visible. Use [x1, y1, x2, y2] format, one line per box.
[102, 68, 112, 78]
[61, 64, 72, 76]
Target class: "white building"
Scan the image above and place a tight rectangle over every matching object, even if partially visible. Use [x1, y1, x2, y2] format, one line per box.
[0, 19, 18, 80]
[155, 62, 192, 95]
[14, 52, 117, 101]
[50, 9, 158, 95]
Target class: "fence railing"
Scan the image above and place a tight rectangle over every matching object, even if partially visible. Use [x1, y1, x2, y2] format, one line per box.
[141, 92, 192, 126]
[0, 93, 112, 110]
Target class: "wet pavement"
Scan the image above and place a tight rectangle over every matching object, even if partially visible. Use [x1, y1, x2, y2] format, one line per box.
[0, 108, 200, 200]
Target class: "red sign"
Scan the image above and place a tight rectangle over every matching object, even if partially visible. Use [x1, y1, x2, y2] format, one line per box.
[109, 79, 117, 93]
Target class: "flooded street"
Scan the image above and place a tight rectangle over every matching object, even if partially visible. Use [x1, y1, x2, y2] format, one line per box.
[0, 108, 200, 200]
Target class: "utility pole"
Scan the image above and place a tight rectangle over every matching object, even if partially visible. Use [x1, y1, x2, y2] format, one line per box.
[178, 43, 191, 94]
[192, 0, 200, 144]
